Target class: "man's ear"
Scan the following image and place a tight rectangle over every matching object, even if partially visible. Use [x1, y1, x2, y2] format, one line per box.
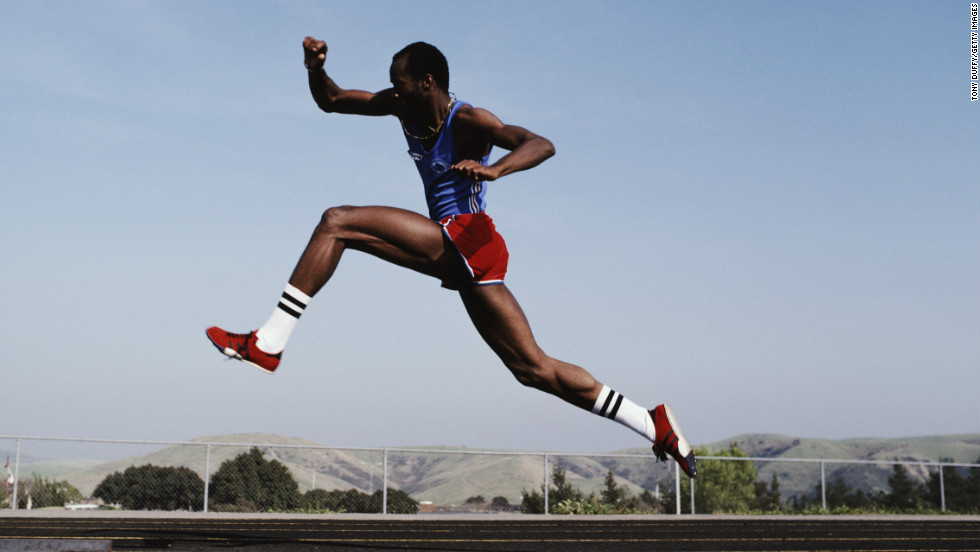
[421, 74, 434, 91]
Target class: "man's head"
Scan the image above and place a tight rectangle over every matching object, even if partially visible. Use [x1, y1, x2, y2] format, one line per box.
[391, 42, 449, 92]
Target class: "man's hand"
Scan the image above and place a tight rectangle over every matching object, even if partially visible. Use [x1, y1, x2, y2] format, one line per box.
[452, 160, 502, 182]
[303, 36, 327, 71]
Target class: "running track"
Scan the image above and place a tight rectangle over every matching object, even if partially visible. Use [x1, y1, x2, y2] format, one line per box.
[1, 513, 977, 551]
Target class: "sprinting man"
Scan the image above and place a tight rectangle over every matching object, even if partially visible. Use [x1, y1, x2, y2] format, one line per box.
[206, 37, 696, 477]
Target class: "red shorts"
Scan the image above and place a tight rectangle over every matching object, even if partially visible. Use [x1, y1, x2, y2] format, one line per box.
[439, 213, 509, 289]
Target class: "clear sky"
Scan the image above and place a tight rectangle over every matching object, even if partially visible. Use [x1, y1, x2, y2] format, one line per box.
[2, 1, 977, 453]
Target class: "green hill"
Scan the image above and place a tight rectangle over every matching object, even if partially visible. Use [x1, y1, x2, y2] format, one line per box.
[699, 433, 980, 498]
[10, 433, 978, 506]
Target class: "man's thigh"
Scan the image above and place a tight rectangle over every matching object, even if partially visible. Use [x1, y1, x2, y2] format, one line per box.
[335, 205, 467, 281]
[458, 284, 543, 366]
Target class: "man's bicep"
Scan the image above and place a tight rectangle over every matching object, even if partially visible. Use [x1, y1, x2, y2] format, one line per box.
[488, 124, 539, 150]
[331, 88, 397, 116]
[455, 107, 548, 155]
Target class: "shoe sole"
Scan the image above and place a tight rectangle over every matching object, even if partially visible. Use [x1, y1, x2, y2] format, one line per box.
[205, 331, 277, 375]
[661, 403, 693, 459]
[656, 403, 696, 477]
[219, 346, 276, 375]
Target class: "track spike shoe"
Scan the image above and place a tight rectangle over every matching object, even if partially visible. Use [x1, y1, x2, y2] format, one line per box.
[650, 403, 696, 478]
[205, 326, 280, 374]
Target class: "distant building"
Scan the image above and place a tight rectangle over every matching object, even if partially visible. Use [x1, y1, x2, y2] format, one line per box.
[65, 501, 101, 511]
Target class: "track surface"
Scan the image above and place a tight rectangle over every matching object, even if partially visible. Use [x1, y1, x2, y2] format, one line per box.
[1, 514, 978, 551]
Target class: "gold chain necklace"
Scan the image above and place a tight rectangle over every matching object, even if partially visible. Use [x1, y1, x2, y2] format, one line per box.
[400, 93, 456, 141]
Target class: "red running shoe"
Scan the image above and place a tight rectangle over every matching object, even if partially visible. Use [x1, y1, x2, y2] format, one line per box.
[650, 403, 697, 478]
[205, 326, 280, 374]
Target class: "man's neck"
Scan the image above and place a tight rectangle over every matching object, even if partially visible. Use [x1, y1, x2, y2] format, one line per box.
[418, 90, 452, 126]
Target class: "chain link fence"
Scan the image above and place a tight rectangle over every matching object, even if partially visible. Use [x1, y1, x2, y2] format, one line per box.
[2, 435, 977, 514]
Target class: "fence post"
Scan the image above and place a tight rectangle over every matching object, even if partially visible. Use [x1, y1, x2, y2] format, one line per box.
[382, 448, 388, 515]
[10, 439, 20, 510]
[203, 444, 211, 513]
[690, 475, 695, 514]
[939, 464, 946, 513]
[820, 461, 826, 510]
[543, 454, 549, 515]
[675, 461, 681, 515]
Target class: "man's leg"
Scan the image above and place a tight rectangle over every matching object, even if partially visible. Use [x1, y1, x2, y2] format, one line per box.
[207, 205, 466, 372]
[458, 284, 696, 477]
[457, 284, 601, 409]
[289, 205, 466, 296]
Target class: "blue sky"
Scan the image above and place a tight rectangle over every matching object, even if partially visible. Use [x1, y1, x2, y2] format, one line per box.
[1, 0, 977, 453]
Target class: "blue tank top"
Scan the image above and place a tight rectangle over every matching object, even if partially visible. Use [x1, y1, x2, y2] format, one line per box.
[404, 101, 492, 220]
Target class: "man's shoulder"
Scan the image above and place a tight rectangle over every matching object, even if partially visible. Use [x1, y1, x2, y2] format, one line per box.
[452, 104, 502, 129]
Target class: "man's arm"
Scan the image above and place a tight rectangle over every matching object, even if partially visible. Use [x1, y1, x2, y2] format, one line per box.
[304, 37, 395, 116]
[450, 106, 556, 182]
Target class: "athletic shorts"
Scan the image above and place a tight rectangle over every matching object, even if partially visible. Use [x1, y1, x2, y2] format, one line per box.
[439, 212, 509, 290]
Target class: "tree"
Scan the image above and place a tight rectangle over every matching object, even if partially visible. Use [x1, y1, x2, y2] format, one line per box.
[549, 465, 581, 506]
[752, 472, 782, 512]
[18, 474, 83, 509]
[925, 460, 979, 514]
[521, 465, 583, 514]
[490, 496, 510, 510]
[658, 474, 685, 513]
[339, 488, 372, 513]
[299, 487, 418, 514]
[93, 465, 204, 511]
[660, 444, 759, 514]
[824, 475, 851, 509]
[464, 495, 486, 505]
[300, 488, 366, 513]
[822, 474, 873, 510]
[925, 465, 957, 512]
[302, 489, 337, 512]
[209, 447, 301, 512]
[791, 472, 876, 512]
[521, 487, 544, 514]
[882, 463, 924, 512]
[600, 470, 626, 506]
[693, 444, 757, 513]
[374, 488, 419, 514]
[965, 456, 980, 513]
[639, 489, 659, 508]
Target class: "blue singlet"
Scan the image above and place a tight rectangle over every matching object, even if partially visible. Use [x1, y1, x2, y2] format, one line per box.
[404, 101, 491, 221]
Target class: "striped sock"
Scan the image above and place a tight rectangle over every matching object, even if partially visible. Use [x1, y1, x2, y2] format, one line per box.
[255, 283, 311, 354]
[591, 385, 656, 443]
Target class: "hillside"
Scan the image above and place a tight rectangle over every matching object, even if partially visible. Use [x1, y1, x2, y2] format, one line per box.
[8, 433, 978, 506]
[707, 433, 980, 497]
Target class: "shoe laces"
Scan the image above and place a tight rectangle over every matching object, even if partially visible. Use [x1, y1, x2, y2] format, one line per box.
[219, 331, 254, 358]
[235, 335, 253, 357]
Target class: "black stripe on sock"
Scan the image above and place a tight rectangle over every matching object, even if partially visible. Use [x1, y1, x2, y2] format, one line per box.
[277, 301, 302, 318]
[607, 394, 624, 420]
[598, 391, 615, 418]
[281, 292, 307, 311]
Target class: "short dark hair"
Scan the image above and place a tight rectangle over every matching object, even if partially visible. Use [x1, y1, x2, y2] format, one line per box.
[393, 42, 449, 91]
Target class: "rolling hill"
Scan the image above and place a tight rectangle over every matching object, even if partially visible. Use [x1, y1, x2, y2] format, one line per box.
[7, 433, 977, 506]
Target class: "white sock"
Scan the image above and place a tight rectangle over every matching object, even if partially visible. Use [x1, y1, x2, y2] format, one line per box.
[591, 385, 656, 443]
[255, 283, 311, 354]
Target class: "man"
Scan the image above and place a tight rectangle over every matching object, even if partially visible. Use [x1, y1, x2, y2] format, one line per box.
[207, 37, 696, 477]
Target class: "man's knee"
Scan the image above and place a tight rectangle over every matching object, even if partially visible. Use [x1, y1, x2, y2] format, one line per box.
[317, 205, 357, 235]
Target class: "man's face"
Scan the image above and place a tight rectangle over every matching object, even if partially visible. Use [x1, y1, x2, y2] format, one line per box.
[389, 55, 426, 118]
